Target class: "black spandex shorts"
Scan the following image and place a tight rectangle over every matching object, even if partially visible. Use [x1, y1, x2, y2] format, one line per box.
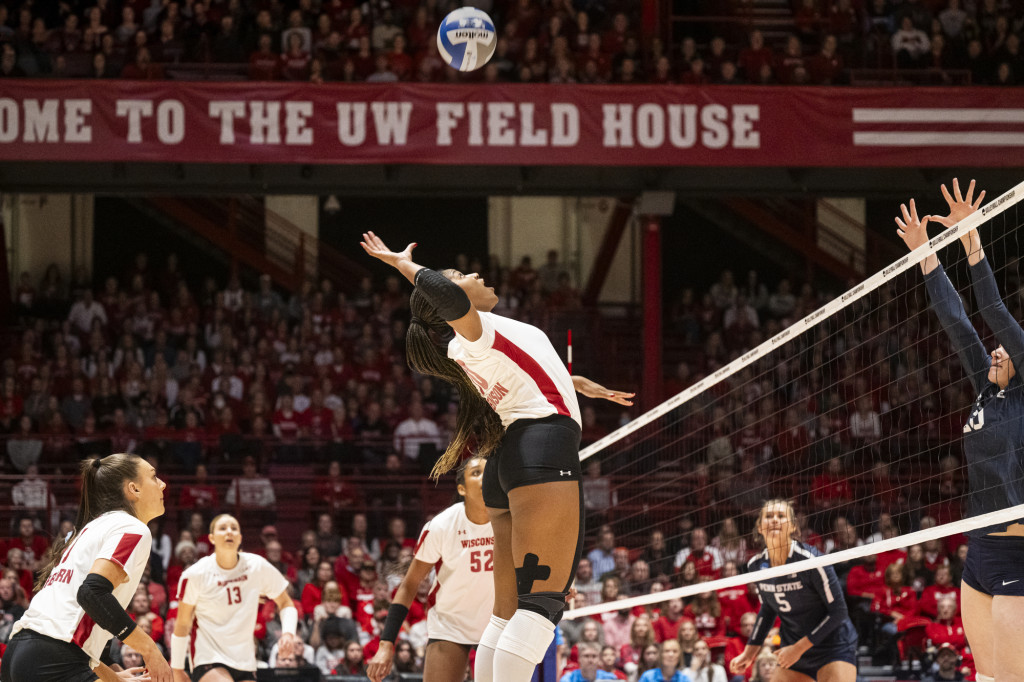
[192, 663, 257, 681]
[962, 533, 1024, 597]
[0, 629, 99, 682]
[482, 414, 582, 509]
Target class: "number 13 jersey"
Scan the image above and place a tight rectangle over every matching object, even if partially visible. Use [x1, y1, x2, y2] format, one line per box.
[413, 502, 495, 645]
[177, 552, 289, 672]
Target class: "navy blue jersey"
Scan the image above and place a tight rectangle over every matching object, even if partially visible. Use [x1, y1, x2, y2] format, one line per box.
[747, 541, 856, 650]
[924, 259, 1024, 537]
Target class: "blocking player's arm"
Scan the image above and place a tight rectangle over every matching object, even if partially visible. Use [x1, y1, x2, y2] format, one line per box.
[924, 265, 991, 394]
[969, 255, 1024, 375]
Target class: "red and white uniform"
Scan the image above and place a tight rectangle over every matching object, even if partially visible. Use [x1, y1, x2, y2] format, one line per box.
[12, 511, 151, 668]
[413, 502, 494, 645]
[177, 551, 290, 672]
[448, 312, 581, 428]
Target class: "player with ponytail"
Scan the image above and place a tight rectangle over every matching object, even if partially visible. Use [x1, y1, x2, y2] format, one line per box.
[2, 453, 171, 682]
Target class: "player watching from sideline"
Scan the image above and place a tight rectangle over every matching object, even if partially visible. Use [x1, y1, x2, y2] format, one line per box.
[361, 232, 633, 682]
[1, 454, 171, 682]
[169, 513, 300, 682]
[367, 456, 493, 682]
[729, 500, 856, 682]
[895, 178, 1024, 682]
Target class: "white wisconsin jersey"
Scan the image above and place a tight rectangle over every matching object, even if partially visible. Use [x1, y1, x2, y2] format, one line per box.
[414, 502, 494, 645]
[13, 511, 151, 667]
[178, 552, 289, 672]
[448, 312, 581, 428]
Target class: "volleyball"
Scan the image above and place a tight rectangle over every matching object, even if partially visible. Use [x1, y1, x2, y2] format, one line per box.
[437, 7, 497, 72]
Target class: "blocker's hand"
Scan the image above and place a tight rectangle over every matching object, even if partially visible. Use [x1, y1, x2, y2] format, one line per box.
[895, 199, 930, 252]
[360, 231, 417, 269]
[572, 376, 635, 406]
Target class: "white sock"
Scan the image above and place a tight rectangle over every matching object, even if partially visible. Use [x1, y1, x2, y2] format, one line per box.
[976, 675, 994, 682]
[474, 615, 508, 682]
[493, 609, 555, 682]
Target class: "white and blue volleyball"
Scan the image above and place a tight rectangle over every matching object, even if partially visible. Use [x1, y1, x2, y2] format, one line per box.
[437, 7, 497, 72]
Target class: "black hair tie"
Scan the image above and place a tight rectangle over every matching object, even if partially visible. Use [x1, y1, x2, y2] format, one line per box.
[92, 458, 103, 470]
[410, 316, 425, 327]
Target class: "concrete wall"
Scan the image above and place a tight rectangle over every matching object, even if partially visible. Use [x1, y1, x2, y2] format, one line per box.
[265, 195, 319, 282]
[6, 193, 93, 287]
[488, 196, 638, 304]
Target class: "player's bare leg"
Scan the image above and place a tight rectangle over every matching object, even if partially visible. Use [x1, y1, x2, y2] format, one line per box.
[992, 595, 1024, 682]
[424, 640, 471, 682]
[507, 480, 582, 596]
[817, 660, 857, 682]
[772, 667, 815, 682]
[962, 582, 995, 679]
[488, 506, 517, 620]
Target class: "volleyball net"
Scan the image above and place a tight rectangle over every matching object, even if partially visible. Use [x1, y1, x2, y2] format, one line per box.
[565, 178, 1024, 620]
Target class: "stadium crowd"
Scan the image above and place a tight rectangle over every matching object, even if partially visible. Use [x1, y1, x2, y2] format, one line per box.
[0, 242, 987, 679]
[0, 0, 1022, 85]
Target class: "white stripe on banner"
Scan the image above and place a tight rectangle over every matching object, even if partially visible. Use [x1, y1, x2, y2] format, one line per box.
[854, 132, 1024, 146]
[578, 177, 1024, 462]
[853, 108, 1024, 123]
[564, 502, 1024, 619]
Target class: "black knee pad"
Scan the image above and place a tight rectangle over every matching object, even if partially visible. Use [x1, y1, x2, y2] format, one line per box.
[517, 591, 567, 625]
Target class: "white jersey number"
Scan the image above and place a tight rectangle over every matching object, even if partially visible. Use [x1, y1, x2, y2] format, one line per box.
[774, 592, 792, 612]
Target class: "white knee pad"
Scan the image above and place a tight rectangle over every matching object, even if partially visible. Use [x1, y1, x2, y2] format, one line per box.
[976, 674, 994, 682]
[474, 615, 508, 682]
[495, 609, 555, 664]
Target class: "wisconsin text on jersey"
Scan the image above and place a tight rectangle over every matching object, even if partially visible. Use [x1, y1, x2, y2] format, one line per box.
[460, 537, 494, 548]
[456, 359, 510, 409]
[216, 575, 249, 587]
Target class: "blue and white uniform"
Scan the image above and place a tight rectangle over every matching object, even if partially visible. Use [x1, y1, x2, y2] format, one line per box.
[747, 541, 857, 679]
[924, 258, 1024, 595]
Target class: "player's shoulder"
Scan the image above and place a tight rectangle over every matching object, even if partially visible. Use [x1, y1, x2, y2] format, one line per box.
[89, 510, 149, 535]
[183, 554, 217, 575]
[790, 541, 824, 560]
[427, 502, 466, 530]
[747, 548, 768, 572]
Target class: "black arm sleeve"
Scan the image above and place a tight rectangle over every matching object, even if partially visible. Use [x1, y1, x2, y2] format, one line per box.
[924, 264, 991, 393]
[77, 573, 138, 642]
[380, 603, 409, 643]
[413, 268, 472, 321]
[969, 256, 1024, 376]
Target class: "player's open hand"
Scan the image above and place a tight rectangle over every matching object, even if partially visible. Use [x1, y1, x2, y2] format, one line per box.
[895, 199, 930, 252]
[932, 178, 985, 228]
[774, 644, 806, 669]
[117, 667, 151, 681]
[360, 231, 416, 269]
[366, 641, 395, 682]
[728, 651, 755, 675]
[572, 376, 635, 406]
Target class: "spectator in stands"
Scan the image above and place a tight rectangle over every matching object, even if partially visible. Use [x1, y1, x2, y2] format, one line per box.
[6, 416, 42, 473]
[923, 643, 965, 682]
[653, 598, 688, 643]
[871, 563, 919, 664]
[10, 464, 56, 529]
[926, 596, 967, 654]
[4, 514, 49, 569]
[224, 455, 277, 520]
[684, 590, 726, 638]
[711, 519, 748, 567]
[391, 400, 441, 462]
[589, 525, 618, 578]
[641, 529, 675, 583]
[563, 641, 619, 682]
[921, 565, 960, 619]
[639, 639, 686, 682]
[674, 528, 722, 578]
[690, 639, 727, 682]
[620, 615, 655, 677]
[892, 16, 931, 67]
[724, 612, 757, 679]
[575, 557, 603, 606]
[748, 651, 778, 682]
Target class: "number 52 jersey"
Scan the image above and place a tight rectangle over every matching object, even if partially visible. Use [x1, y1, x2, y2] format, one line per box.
[177, 552, 289, 672]
[413, 502, 495, 645]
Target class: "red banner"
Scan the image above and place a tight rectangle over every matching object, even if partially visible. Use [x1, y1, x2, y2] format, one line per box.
[0, 80, 1022, 166]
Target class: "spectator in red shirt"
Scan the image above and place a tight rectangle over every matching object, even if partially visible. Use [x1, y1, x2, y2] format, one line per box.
[871, 563, 919, 663]
[653, 598, 689, 643]
[925, 597, 967, 653]
[717, 562, 758, 635]
[177, 462, 218, 511]
[684, 589, 727, 638]
[620, 614, 655, 675]
[811, 457, 853, 512]
[920, 565, 960, 619]
[738, 30, 775, 82]
[4, 515, 49, 569]
[302, 560, 340, 618]
[280, 32, 311, 81]
[674, 528, 723, 579]
[313, 460, 365, 514]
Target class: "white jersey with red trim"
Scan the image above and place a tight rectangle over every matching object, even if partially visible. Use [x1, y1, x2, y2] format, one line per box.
[12, 511, 151, 667]
[178, 551, 290, 672]
[413, 502, 494, 645]
[448, 312, 581, 428]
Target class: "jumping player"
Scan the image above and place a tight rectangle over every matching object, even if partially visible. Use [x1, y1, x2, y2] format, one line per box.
[729, 500, 857, 682]
[361, 232, 633, 682]
[169, 514, 300, 682]
[896, 178, 1024, 681]
[1, 454, 172, 682]
[367, 456, 493, 682]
